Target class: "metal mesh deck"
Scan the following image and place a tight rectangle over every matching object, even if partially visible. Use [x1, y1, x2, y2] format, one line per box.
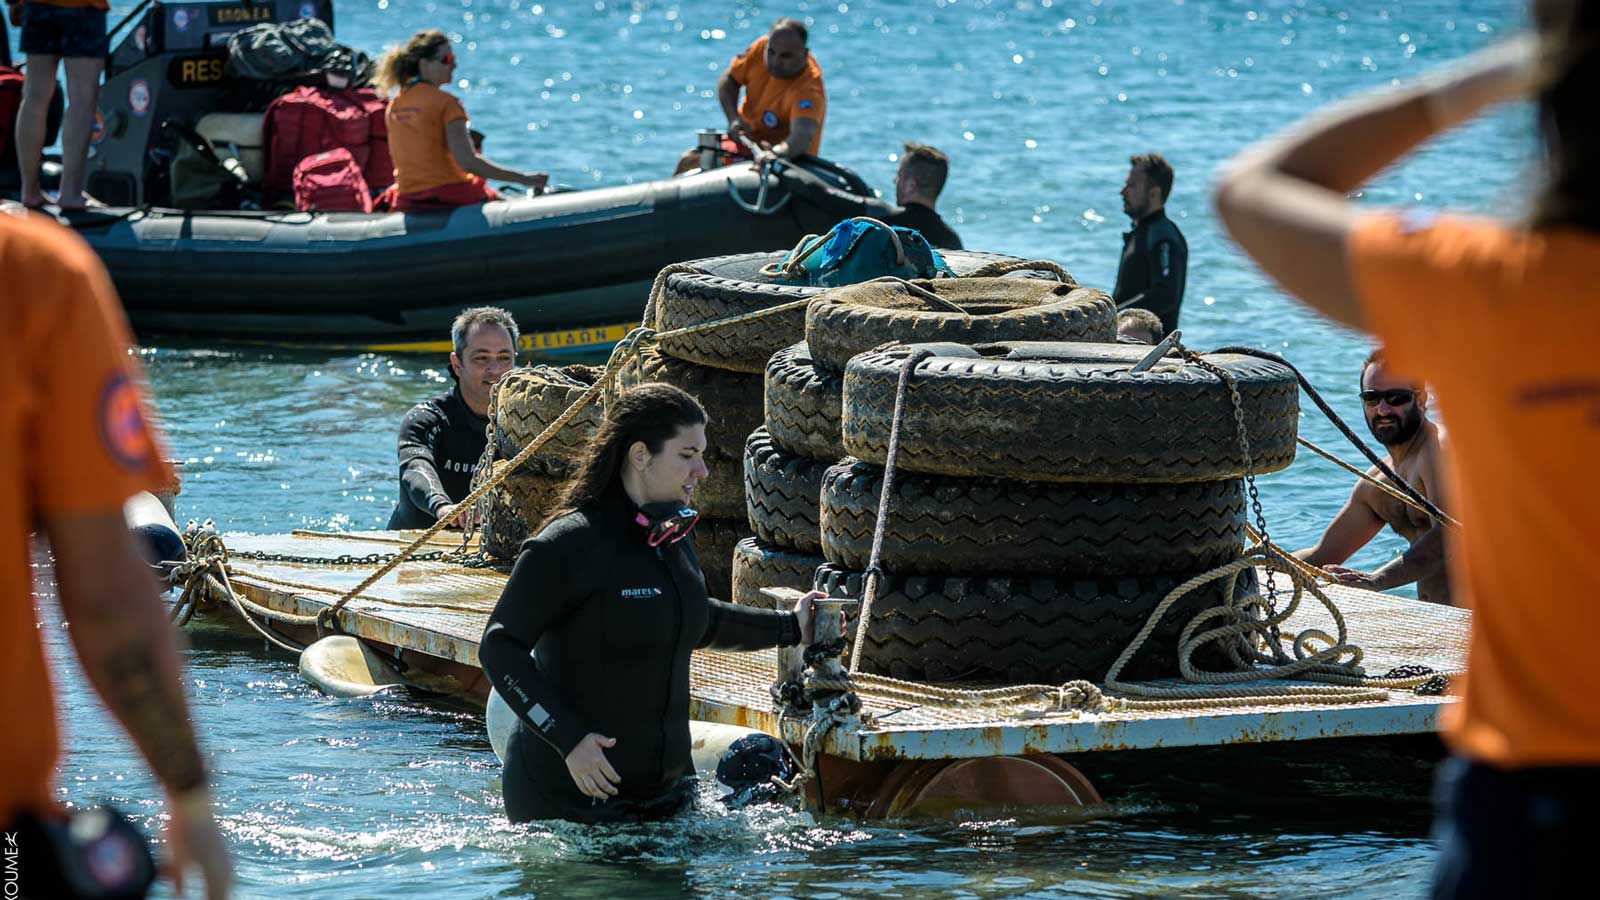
[223, 530, 1470, 759]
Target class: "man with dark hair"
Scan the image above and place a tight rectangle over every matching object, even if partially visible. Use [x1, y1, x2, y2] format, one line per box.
[675, 18, 825, 172]
[1115, 308, 1164, 344]
[388, 306, 519, 530]
[1113, 152, 1188, 335]
[1294, 349, 1452, 604]
[885, 142, 962, 249]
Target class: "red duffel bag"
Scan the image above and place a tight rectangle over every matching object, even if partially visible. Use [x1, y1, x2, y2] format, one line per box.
[292, 147, 372, 212]
[263, 86, 393, 196]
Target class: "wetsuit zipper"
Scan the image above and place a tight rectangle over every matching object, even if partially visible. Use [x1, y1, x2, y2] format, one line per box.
[655, 544, 682, 789]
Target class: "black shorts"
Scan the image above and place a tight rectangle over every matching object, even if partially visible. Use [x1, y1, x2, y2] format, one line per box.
[19, 3, 108, 60]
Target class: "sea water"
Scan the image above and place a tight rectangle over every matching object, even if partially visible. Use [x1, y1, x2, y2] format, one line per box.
[20, 0, 1531, 896]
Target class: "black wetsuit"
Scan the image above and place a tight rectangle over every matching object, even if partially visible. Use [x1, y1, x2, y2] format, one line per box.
[884, 201, 963, 250]
[386, 385, 488, 529]
[479, 487, 800, 824]
[1113, 208, 1188, 336]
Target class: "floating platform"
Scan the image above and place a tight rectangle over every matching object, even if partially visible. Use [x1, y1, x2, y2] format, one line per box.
[213, 530, 1469, 764]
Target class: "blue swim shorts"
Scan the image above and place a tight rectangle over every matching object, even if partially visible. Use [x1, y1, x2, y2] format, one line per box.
[19, 3, 109, 60]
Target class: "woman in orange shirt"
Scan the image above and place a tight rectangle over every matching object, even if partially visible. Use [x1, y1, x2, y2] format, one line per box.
[1214, 1, 1597, 897]
[373, 30, 547, 212]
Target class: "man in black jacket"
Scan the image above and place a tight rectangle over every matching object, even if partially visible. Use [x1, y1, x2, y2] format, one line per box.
[1113, 153, 1188, 335]
[885, 142, 962, 250]
[386, 307, 518, 529]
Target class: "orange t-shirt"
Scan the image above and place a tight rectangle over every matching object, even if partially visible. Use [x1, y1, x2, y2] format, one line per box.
[1349, 212, 1600, 768]
[0, 212, 172, 821]
[727, 35, 826, 155]
[385, 82, 472, 196]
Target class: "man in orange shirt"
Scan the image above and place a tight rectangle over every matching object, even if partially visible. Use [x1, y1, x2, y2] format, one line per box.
[675, 18, 826, 173]
[8, 0, 107, 209]
[1, 210, 232, 898]
[1215, 3, 1595, 896]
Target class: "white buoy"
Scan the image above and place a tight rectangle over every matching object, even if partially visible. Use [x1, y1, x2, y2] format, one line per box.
[487, 688, 765, 791]
[298, 636, 411, 697]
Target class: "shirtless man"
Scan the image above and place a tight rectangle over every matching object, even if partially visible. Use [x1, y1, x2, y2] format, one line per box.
[1295, 350, 1452, 604]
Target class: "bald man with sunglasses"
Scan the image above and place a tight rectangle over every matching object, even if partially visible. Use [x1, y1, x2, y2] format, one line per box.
[1295, 350, 1453, 605]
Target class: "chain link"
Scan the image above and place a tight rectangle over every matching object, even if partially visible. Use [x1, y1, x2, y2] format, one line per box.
[1178, 347, 1284, 642]
[227, 547, 501, 569]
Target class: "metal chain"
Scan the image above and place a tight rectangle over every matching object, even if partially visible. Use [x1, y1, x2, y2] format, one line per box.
[1178, 347, 1285, 647]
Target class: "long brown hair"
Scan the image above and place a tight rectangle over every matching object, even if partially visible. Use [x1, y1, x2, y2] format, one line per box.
[1529, 0, 1599, 231]
[374, 29, 450, 96]
[543, 383, 707, 528]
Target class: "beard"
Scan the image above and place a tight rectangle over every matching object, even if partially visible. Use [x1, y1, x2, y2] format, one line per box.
[1367, 405, 1423, 447]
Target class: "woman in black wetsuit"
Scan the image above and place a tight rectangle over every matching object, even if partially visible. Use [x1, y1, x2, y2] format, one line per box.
[480, 382, 819, 823]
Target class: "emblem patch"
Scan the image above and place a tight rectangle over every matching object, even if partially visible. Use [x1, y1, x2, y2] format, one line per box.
[762, 110, 779, 129]
[100, 373, 155, 471]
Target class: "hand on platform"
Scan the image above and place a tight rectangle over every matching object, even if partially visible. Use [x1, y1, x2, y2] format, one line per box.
[1323, 565, 1384, 590]
[794, 590, 825, 645]
[566, 733, 621, 799]
[434, 503, 468, 529]
[165, 787, 235, 900]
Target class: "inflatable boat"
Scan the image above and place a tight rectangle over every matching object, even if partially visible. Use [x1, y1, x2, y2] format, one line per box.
[67, 160, 882, 351]
[47, 0, 886, 352]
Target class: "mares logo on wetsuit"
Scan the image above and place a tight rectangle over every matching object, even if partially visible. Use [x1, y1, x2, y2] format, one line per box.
[620, 587, 664, 600]
[100, 373, 155, 471]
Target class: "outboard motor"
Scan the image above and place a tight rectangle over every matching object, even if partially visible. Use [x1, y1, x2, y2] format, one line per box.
[86, 0, 335, 206]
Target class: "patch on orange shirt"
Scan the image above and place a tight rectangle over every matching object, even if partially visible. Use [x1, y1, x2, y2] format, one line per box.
[101, 372, 155, 470]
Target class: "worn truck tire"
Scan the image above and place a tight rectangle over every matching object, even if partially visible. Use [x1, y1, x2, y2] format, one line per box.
[480, 472, 569, 561]
[743, 428, 827, 553]
[731, 538, 827, 608]
[492, 365, 604, 475]
[763, 342, 845, 460]
[820, 461, 1245, 576]
[805, 277, 1116, 375]
[693, 516, 751, 603]
[618, 345, 765, 464]
[812, 564, 1253, 685]
[842, 342, 1298, 483]
[653, 250, 1057, 373]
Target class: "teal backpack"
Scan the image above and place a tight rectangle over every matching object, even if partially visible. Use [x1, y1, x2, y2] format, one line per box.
[772, 217, 953, 287]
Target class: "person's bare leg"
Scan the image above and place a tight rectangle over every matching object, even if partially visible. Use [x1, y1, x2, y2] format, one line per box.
[57, 55, 107, 209]
[14, 55, 60, 207]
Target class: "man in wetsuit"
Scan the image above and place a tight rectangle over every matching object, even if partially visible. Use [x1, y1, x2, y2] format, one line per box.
[884, 142, 962, 249]
[1113, 153, 1188, 335]
[387, 306, 518, 529]
[1295, 350, 1453, 605]
[674, 18, 826, 172]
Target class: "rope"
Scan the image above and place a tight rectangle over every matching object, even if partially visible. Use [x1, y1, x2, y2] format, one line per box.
[868, 276, 969, 314]
[168, 526, 312, 652]
[847, 347, 936, 673]
[1296, 436, 1462, 528]
[1211, 345, 1453, 529]
[963, 258, 1077, 285]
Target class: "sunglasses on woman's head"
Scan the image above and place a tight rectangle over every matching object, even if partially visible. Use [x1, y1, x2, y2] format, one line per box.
[1360, 388, 1416, 407]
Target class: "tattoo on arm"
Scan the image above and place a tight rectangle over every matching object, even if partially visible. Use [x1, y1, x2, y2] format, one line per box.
[99, 641, 208, 795]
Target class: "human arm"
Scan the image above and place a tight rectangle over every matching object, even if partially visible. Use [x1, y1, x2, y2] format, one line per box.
[1212, 37, 1539, 329]
[48, 513, 233, 900]
[1294, 482, 1387, 568]
[717, 70, 749, 141]
[395, 404, 458, 525]
[445, 120, 547, 192]
[1324, 523, 1448, 591]
[699, 590, 819, 651]
[770, 116, 820, 161]
[478, 531, 616, 796]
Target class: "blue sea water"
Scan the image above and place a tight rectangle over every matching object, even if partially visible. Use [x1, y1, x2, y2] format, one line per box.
[16, 0, 1536, 897]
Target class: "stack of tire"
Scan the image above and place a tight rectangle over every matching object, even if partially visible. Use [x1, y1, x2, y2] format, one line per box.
[819, 340, 1300, 685]
[622, 250, 1063, 600]
[733, 274, 1123, 616]
[479, 365, 604, 560]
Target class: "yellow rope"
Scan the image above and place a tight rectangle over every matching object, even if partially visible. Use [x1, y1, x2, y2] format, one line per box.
[1297, 436, 1462, 528]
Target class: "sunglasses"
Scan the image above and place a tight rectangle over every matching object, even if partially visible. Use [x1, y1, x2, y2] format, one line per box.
[1360, 388, 1416, 407]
